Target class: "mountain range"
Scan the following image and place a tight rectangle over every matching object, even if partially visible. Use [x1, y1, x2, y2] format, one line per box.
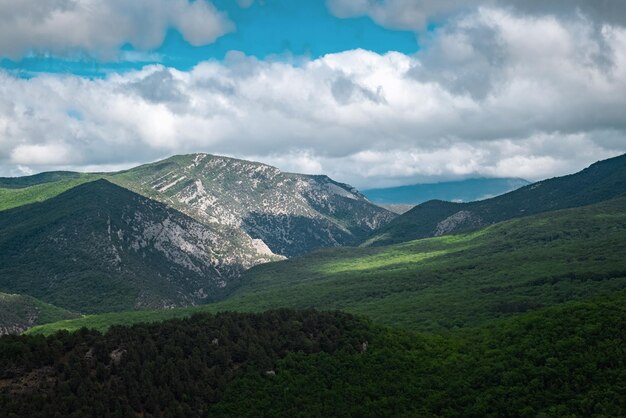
[2, 153, 626, 334]
[365, 153, 626, 246]
[0, 154, 393, 317]
[2, 152, 626, 416]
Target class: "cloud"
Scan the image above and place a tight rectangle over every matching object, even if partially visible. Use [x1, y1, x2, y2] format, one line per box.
[0, 0, 233, 59]
[10, 143, 75, 165]
[1, 8, 625, 187]
[327, 0, 471, 31]
[327, 0, 626, 31]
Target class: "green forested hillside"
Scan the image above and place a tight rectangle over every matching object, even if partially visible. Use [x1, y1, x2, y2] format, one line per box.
[0, 179, 274, 313]
[3, 296, 625, 417]
[0, 293, 78, 336]
[366, 153, 626, 246]
[30, 197, 626, 335]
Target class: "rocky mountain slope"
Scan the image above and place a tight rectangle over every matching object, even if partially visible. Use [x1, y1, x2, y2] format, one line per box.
[0, 155, 393, 319]
[0, 180, 282, 313]
[110, 154, 395, 257]
[364, 153, 626, 246]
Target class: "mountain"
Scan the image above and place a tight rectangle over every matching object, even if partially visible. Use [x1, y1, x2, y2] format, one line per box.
[30, 197, 626, 334]
[363, 177, 530, 205]
[365, 153, 626, 246]
[5, 295, 626, 416]
[0, 154, 394, 318]
[0, 179, 282, 313]
[378, 204, 416, 214]
[0, 155, 395, 259]
[0, 293, 78, 336]
[109, 154, 395, 257]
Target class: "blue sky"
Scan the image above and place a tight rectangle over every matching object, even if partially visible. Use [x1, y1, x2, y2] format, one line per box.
[0, 0, 625, 187]
[1, 0, 418, 77]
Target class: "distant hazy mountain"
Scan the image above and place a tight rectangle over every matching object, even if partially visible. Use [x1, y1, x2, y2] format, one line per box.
[0, 154, 394, 315]
[363, 178, 530, 205]
[365, 153, 626, 246]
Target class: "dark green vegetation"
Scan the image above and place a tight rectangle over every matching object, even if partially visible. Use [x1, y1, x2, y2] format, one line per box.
[3, 298, 625, 417]
[363, 177, 529, 205]
[0, 310, 372, 417]
[0, 179, 256, 314]
[0, 293, 78, 336]
[367, 153, 626, 246]
[30, 197, 626, 335]
[2, 153, 626, 416]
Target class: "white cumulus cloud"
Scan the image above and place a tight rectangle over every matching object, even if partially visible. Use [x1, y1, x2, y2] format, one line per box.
[0, 7, 625, 187]
[0, 0, 233, 59]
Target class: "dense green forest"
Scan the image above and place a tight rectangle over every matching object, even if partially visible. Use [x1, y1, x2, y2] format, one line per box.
[0, 180, 253, 314]
[30, 197, 626, 335]
[2, 296, 625, 417]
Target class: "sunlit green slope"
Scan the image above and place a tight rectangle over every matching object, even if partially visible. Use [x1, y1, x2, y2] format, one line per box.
[0, 174, 97, 211]
[29, 197, 626, 335]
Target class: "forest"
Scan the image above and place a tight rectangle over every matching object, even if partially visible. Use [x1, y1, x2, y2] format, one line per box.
[1, 296, 625, 417]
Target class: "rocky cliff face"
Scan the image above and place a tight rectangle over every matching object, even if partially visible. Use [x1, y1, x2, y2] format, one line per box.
[112, 154, 395, 257]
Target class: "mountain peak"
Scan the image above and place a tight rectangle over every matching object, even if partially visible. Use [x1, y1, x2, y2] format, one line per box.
[111, 153, 395, 257]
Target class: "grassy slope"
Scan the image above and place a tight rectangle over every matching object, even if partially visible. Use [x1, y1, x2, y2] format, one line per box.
[29, 197, 626, 335]
[0, 175, 98, 211]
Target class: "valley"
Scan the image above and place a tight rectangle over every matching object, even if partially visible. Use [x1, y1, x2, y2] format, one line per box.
[3, 3, 625, 415]
[27, 195, 626, 335]
[2, 153, 626, 417]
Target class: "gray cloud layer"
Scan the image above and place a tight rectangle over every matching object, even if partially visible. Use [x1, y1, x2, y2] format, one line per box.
[327, 0, 626, 30]
[0, 2, 625, 187]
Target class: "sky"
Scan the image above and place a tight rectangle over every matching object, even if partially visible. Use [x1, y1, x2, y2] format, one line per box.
[0, 0, 625, 188]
